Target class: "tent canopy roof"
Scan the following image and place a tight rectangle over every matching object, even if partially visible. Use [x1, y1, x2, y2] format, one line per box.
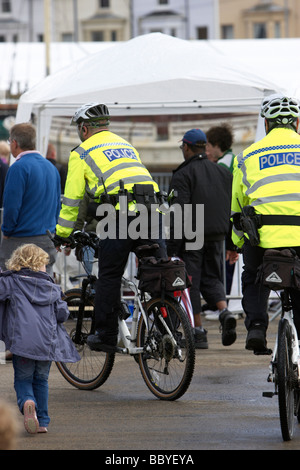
[16, 33, 279, 122]
[15, 33, 296, 152]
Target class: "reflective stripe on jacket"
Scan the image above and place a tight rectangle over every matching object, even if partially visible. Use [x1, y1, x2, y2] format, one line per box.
[231, 127, 300, 248]
[56, 130, 159, 238]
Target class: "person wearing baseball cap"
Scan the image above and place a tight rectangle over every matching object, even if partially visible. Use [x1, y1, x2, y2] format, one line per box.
[181, 128, 207, 147]
[167, 128, 238, 349]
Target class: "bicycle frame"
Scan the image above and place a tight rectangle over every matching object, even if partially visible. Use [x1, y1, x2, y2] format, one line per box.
[117, 277, 147, 355]
[117, 277, 182, 357]
[265, 291, 300, 389]
[267, 310, 300, 385]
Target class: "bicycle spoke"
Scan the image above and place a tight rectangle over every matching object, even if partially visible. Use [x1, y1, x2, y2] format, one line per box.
[137, 296, 195, 400]
[56, 289, 115, 390]
[277, 318, 296, 441]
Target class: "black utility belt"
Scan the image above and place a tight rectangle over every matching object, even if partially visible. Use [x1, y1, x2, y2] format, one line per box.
[100, 183, 165, 208]
[259, 214, 300, 226]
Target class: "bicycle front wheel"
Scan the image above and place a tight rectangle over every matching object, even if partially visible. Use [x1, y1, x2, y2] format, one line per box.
[56, 288, 115, 390]
[137, 295, 195, 400]
[277, 318, 296, 441]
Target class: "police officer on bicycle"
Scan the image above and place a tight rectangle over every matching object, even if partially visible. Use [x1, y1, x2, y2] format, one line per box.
[54, 103, 166, 352]
[232, 93, 300, 354]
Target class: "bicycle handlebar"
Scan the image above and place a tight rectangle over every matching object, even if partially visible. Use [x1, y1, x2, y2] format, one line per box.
[47, 230, 160, 259]
[47, 229, 99, 251]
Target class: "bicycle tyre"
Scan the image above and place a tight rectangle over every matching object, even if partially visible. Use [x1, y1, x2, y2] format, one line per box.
[277, 318, 296, 441]
[136, 295, 195, 400]
[56, 288, 115, 390]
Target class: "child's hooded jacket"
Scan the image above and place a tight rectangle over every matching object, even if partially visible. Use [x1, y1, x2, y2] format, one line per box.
[0, 268, 80, 363]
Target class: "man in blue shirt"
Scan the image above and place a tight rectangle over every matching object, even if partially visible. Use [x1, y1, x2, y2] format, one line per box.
[0, 123, 60, 275]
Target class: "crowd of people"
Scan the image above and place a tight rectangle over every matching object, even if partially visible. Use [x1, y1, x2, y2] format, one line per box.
[0, 93, 300, 442]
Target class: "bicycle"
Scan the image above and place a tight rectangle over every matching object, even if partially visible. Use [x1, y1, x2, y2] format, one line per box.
[52, 230, 195, 401]
[261, 251, 300, 441]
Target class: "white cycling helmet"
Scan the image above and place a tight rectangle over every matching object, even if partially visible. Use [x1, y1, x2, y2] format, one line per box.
[71, 103, 110, 126]
[260, 93, 300, 124]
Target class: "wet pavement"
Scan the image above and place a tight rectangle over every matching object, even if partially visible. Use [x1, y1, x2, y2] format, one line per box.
[1, 315, 300, 451]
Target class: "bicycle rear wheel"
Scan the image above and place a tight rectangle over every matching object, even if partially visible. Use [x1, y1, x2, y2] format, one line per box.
[137, 295, 195, 400]
[56, 288, 115, 390]
[277, 318, 296, 441]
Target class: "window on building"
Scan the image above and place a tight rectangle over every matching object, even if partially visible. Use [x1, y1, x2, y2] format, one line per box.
[62, 33, 74, 42]
[197, 27, 208, 40]
[111, 31, 117, 41]
[274, 21, 281, 38]
[221, 25, 234, 39]
[99, 0, 109, 7]
[92, 31, 104, 41]
[0, 35, 6, 42]
[1, 1, 11, 13]
[158, 0, 168, 4]
[253, 22, 267, 38]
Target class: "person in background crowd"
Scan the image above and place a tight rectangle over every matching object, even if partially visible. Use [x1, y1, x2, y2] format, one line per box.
[0, 141, 9, 208]
[167, 128, 238, 349]
[0, 123, 60, 276]
[46, 143, 67, 194]
[205, 123, 235, 172]
[73, 192, 98, 275]
[0, 400, 19, 450]
[204, 123, 237, 319]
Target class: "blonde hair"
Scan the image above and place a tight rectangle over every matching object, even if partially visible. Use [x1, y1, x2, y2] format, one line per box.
[0, 400, 19, 450]
[6, 244, 49, 272]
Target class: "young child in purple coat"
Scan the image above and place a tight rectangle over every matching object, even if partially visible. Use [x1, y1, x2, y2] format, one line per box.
[0, 244, 80, 434]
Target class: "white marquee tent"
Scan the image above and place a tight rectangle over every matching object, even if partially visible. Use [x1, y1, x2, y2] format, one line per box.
[14, 32, 293, 311]
[15, 33, 280, 154]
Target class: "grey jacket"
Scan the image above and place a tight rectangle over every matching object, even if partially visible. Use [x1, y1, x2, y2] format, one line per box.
[0, 268, 80, 363]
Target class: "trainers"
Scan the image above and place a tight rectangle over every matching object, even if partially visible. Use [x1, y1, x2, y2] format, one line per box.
[87, 333, 118, 353]
[38, 427, 48, 433]
[245, 324, 267, 352]
[205, 310, 220, 321]
[194, 328, 208, 349]
[23, 400, 39, 434]
[219, 309, 237, 346]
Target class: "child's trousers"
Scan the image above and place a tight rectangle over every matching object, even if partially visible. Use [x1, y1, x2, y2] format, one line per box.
[12, 355, 51, 427]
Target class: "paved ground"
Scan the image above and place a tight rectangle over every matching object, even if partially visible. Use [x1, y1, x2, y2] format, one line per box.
[1, 314, 300, 452]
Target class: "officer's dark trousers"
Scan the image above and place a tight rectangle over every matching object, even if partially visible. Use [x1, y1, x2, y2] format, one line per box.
[94, 212, 166, 343]
[242, 241, 300, 334]
[181, 240, 226, 315]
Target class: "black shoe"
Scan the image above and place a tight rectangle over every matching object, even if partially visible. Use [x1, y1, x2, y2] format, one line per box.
[245, 324, 267, 352]
[219, 309, 237, 346]
[87, 333, 118, 353]
[194, 328, 208, 349]
[180, 328, 208, 349]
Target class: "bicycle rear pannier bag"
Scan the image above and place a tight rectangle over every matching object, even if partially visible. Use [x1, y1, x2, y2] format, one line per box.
[137, 257, 191, 295]
[258, 248, 300, 290]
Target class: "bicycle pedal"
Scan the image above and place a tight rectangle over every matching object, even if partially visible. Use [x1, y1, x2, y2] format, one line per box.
[262, 391, 275, 398]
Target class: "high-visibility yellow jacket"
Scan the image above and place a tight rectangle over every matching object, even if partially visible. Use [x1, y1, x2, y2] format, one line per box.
[231, 127, 300, 248]
[56, 129, 159, 238]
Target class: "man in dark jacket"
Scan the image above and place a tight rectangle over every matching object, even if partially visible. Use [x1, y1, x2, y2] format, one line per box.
[167, 129, 238, 348]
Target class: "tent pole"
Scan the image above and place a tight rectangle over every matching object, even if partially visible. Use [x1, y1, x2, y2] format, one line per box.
[44, 0, 51, 76]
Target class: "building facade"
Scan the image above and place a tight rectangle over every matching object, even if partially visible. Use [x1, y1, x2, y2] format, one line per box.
[219, 0, 299, 39]
[0, 0, 299, 43]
